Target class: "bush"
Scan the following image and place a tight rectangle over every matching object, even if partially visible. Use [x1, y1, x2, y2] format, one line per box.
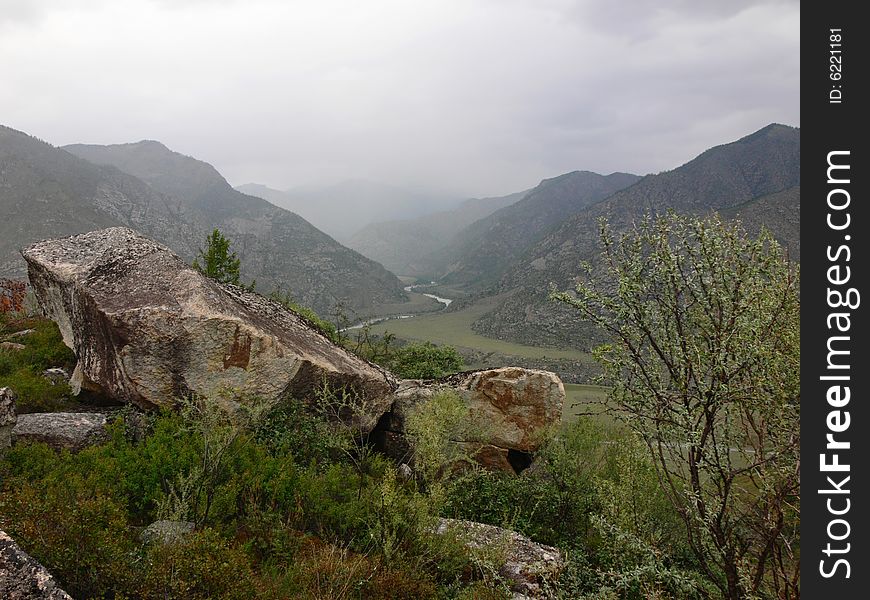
[0, 458, 138, 598]
[387, 342, 463, 379]
[0, 315, 76, 412]
[139, 528, 259, 600]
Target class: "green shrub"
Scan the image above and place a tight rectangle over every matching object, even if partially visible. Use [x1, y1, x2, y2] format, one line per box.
[387, 341, 463, 379]
[139, 528, 258, 600]
[0, 463, 138, 598]
[255, 397, 340, 465]
[269, 289, 339, 342]
[0, 316, 76, 412]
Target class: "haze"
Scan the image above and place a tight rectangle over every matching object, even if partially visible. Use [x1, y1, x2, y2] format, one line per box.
[0, 0, 799, 197]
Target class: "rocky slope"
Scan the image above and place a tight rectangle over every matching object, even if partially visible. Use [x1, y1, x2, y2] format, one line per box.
[0, 125, 198, 278]
[430, 170, 641, 290]
[471, 124, 800, 347]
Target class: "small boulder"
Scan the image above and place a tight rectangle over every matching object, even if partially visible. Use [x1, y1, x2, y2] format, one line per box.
[8, 329, 35, 338]
[12, 412, 109, 451]
[397, 463, 413, 481]
[42, 368, 70, 386]
[435, 518, 563, 599]
[141, 520, 195, 546]
[0, 387, 16, 449]
[0, 342, 25, 352]
[0, 529, 73, 599]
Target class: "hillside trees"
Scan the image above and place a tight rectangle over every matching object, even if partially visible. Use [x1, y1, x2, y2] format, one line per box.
[552, 213, 800, 599]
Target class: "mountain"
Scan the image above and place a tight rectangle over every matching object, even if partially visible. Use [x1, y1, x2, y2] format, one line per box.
[63, 140, 406, 315]
[0, 125, 405, 317]
[469, 124, 801, 348]
[430, 170, 641, 290]
[236, 180, 458, 242]
[346, 190, 527, 276]
[0, 125, 199, 277]
[724, 185, 800, 261]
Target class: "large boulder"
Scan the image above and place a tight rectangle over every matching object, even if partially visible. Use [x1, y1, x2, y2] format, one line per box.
[22, 228, 397, 430]
[376, 368, 564, 473]
[12, 412, 109, 451]
[0, 387, 16, 449]
[0, 530, 73, 599]
[434, 518, 563, 599]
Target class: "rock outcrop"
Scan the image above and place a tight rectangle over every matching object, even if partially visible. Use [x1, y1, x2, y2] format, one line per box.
[1, 387, 16, 449]
[0, 530, 73, 599]
[22, 228, 397, 431]
[12, 412, 109, 451]
[435, 518, 563, 599]
[376, 368, 564, 473]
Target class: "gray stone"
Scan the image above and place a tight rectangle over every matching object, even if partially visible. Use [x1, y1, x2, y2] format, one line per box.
[12, 412, 108, 451]
[8, 329, 35, 338]
[22, 227, 397, 432]
[141, 520, 195, 546]
[435, 518, 563, 599]
[42, 368, 70, 386]
[0, 342, 25, 352]
[0, 529, 73, 599]
[1, 387, 16, 449]
[397, 463, 413, 481]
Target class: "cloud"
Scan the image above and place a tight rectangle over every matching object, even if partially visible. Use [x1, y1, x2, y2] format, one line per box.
[0, 0, 799, 197]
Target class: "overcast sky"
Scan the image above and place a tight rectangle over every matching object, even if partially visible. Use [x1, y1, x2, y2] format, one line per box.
[1, 0, 799, 198]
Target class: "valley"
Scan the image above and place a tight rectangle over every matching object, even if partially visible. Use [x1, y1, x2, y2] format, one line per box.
[366, 292, 598, 384]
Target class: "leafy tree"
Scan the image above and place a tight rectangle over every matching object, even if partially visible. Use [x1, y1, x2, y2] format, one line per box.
[192, 228, 241, 285]
[552, 213, 800, 599]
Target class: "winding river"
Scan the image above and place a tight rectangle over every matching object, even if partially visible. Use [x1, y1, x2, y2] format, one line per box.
[341, 283, 453, 331]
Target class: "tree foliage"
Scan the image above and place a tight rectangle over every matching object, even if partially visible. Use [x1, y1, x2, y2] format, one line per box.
[388, 342, 464, 380]
[552, 213, 800, 599]
[192, 228, 242, 285]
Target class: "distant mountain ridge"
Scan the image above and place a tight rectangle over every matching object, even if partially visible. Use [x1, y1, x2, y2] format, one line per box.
[0, 125, 406, 317]
[430, 170, 642, 290]
[469, 124, 800, 347]
[63, 140, 407, 315]
[236, 180, 458, 242]
[0, 126, 198, 277]
[346, 190, 528, 276]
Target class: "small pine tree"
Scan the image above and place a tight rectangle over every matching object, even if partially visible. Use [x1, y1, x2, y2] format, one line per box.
[192, 229, 241, 285]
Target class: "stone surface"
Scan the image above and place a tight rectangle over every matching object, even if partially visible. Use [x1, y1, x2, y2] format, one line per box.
[0, 342, 25, 352]
[22, 228, 397, 430]
[1, 387, 16, 449]
[377, 368, 564, 473]
[8, 329, 35, 338]
[42, 368, 70, 386]
[141, 520, 195, 546]
[12, 412, 109, 451]
[435, 518, 563, 599]
[0, 530, 73, 599]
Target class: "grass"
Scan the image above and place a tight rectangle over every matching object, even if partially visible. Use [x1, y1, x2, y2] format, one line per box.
[369, 295, 594, 362]
[563, 384, 612, 425]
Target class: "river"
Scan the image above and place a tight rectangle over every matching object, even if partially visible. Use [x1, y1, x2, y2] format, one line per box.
[341, 283, 453, 331]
